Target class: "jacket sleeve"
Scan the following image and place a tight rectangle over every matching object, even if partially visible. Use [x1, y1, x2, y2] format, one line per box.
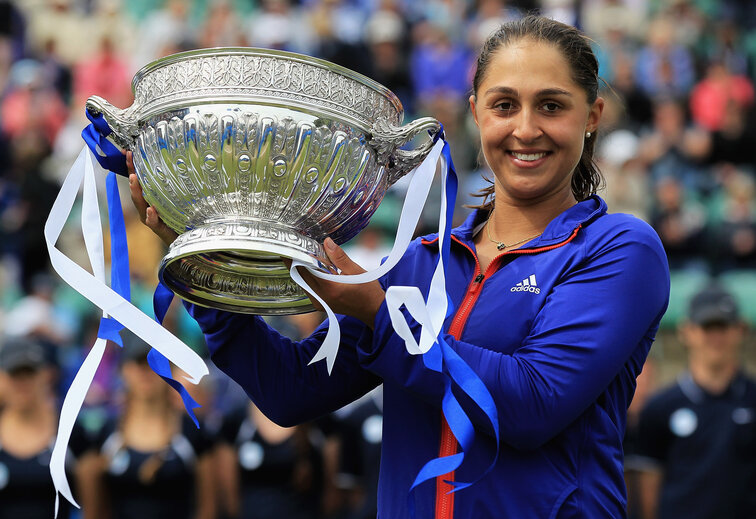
[186, 303, 381, 427]
[358, 228, 670, 450]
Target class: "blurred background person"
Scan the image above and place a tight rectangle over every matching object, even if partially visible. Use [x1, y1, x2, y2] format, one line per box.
[78, 331, 216, 519]
[324, 386, 383, 519]
[214, 311, 329, 519]
[215, 402, 326, 519]
[635, 284, 756, 519]
[0, 334, 89, 519]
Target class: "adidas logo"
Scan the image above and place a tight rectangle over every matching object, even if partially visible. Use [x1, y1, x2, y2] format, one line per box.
[511, 274, 540, 294]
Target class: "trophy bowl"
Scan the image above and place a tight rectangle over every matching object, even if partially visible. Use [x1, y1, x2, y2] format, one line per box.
[85, 47, 440, 314]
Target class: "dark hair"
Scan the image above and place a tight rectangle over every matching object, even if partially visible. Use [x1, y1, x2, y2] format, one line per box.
[470, 15, 603, 209]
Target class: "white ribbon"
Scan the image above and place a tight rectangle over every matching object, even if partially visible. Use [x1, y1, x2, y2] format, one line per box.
[385, 147, 451, 355]
[289, 140, 450, 372]
[45, 147, 209, 513]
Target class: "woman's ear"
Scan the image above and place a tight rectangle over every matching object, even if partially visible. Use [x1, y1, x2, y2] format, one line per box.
[469, 94, 479, 127]
[586, 96, 605, 134]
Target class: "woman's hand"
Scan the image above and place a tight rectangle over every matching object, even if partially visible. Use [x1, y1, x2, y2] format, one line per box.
[126, 151, 178, 246]
[289, 238, 385, 329]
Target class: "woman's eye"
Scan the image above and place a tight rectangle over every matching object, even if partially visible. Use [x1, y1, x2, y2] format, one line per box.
[494, 101, 514, 112]
[542, 102, 561, 112]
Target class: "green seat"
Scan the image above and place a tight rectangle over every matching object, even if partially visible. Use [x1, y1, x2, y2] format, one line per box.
[717, 270, 756, 326]
[661, 269, 710, 329]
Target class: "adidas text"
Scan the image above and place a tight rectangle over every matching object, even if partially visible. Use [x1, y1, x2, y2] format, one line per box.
[510, 285, 540, 294]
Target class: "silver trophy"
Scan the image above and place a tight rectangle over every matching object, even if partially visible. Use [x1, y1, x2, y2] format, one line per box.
[86, 47, 440, 314]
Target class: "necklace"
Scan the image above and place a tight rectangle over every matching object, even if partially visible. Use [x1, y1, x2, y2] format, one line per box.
[485, 219, 542, 251]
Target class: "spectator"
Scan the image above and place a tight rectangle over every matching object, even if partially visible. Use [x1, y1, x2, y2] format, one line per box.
[197, 0, 247, 49]
[21, 0, 89, 66]
[363, 7, 414, 114]
[623, 357, 658, 519]
[609, 51, 654, 132]
[0, 335, 89, 519]
[72, 36, 133, 114]
[637, 96, 709, 191]
[634, 16, 696, 99]
[327, 386, 383, 519]
[0, 59, 68, 146]
[245, 0, 315, 54]
[699, 99, 756, 170]
[409, 21, 472, 108]
[215, 403, 326, 519]
[689, 59, 754, 132]
[77, 332, 217, 519]
[131, 0, 196, 68]
[649, 176, 708, 271]
[707, 169, 756, 272]
[597, 129, 652, 221]
[635, 284, 756, 519]
[4, 272, 73, 348]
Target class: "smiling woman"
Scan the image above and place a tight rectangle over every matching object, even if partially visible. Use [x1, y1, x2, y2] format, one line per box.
[467, 18, 605, 272]
[130, 14, 671, 519]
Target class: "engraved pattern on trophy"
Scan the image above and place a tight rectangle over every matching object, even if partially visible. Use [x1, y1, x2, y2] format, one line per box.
[85, 47, 442, 314]
[133, 53, 400, 128]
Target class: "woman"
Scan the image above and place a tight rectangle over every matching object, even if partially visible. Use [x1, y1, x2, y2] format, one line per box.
[0, 335, 87, 519]
[215, 402, 325, 519]
[129, 15, 670, 519]
[79, 332, 216, 519]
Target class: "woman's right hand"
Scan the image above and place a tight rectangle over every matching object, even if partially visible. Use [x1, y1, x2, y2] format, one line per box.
[126, 150, 178, 246]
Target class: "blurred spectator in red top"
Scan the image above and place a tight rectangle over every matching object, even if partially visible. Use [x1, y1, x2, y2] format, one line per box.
[73, 35, 133, 112]
[689, 59, 754, 132]
[0, 59, 68, 146]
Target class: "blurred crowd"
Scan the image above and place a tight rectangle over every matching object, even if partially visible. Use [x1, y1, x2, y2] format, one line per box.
[0, 0, 755, 518]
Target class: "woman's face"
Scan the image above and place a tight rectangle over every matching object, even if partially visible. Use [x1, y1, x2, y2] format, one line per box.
[470, 38, 603, 205]
[0, 368, 48, 410]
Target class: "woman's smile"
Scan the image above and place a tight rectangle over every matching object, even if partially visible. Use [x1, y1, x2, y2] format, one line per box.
[508, 149, 552, 167]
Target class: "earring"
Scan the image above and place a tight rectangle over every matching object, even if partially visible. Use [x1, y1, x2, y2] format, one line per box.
[585, 131, 592, 139]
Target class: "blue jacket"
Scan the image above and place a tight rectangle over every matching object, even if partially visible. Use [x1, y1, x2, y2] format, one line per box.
[187, 195, 670, 519]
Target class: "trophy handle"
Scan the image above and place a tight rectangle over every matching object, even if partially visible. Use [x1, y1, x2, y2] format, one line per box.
[85, 95, 141, 150]
[368, 117, 442, 186]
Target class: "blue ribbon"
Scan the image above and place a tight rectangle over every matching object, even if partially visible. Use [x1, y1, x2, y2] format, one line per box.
[82, 111, 202, 427]
[407, 139, 500, 515]
[81, 110, 129, 177]
[150, 282, 202, 428]
[94, 171, 131, 346]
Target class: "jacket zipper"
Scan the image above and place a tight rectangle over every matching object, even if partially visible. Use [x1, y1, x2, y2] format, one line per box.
[435, 239, 483, 519]
[433, 226, 582, 519]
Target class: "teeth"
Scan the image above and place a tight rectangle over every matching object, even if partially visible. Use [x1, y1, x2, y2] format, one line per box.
[512, 152, 546, 161]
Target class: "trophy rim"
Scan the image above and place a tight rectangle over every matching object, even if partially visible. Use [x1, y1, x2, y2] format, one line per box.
[131, 46, 405, 119]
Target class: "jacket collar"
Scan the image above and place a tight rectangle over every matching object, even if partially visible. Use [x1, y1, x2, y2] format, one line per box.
[441, 195, 607, 250]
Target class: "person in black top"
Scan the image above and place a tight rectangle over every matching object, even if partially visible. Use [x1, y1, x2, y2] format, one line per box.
[328, 386, 383, 519]
[215, 402, 325, 519]
[636, 284, 756, 519]
[0, 335, 89, 519]
[78, 331, 217, 519]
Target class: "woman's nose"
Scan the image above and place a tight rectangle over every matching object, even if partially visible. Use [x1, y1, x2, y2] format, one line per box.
[511, 109, 542, 142]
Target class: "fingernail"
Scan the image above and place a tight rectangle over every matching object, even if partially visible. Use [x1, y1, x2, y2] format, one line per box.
[324, 237, 336, 251]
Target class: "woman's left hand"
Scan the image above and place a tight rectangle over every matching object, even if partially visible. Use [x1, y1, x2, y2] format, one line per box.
[290, 238, 385, 329]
